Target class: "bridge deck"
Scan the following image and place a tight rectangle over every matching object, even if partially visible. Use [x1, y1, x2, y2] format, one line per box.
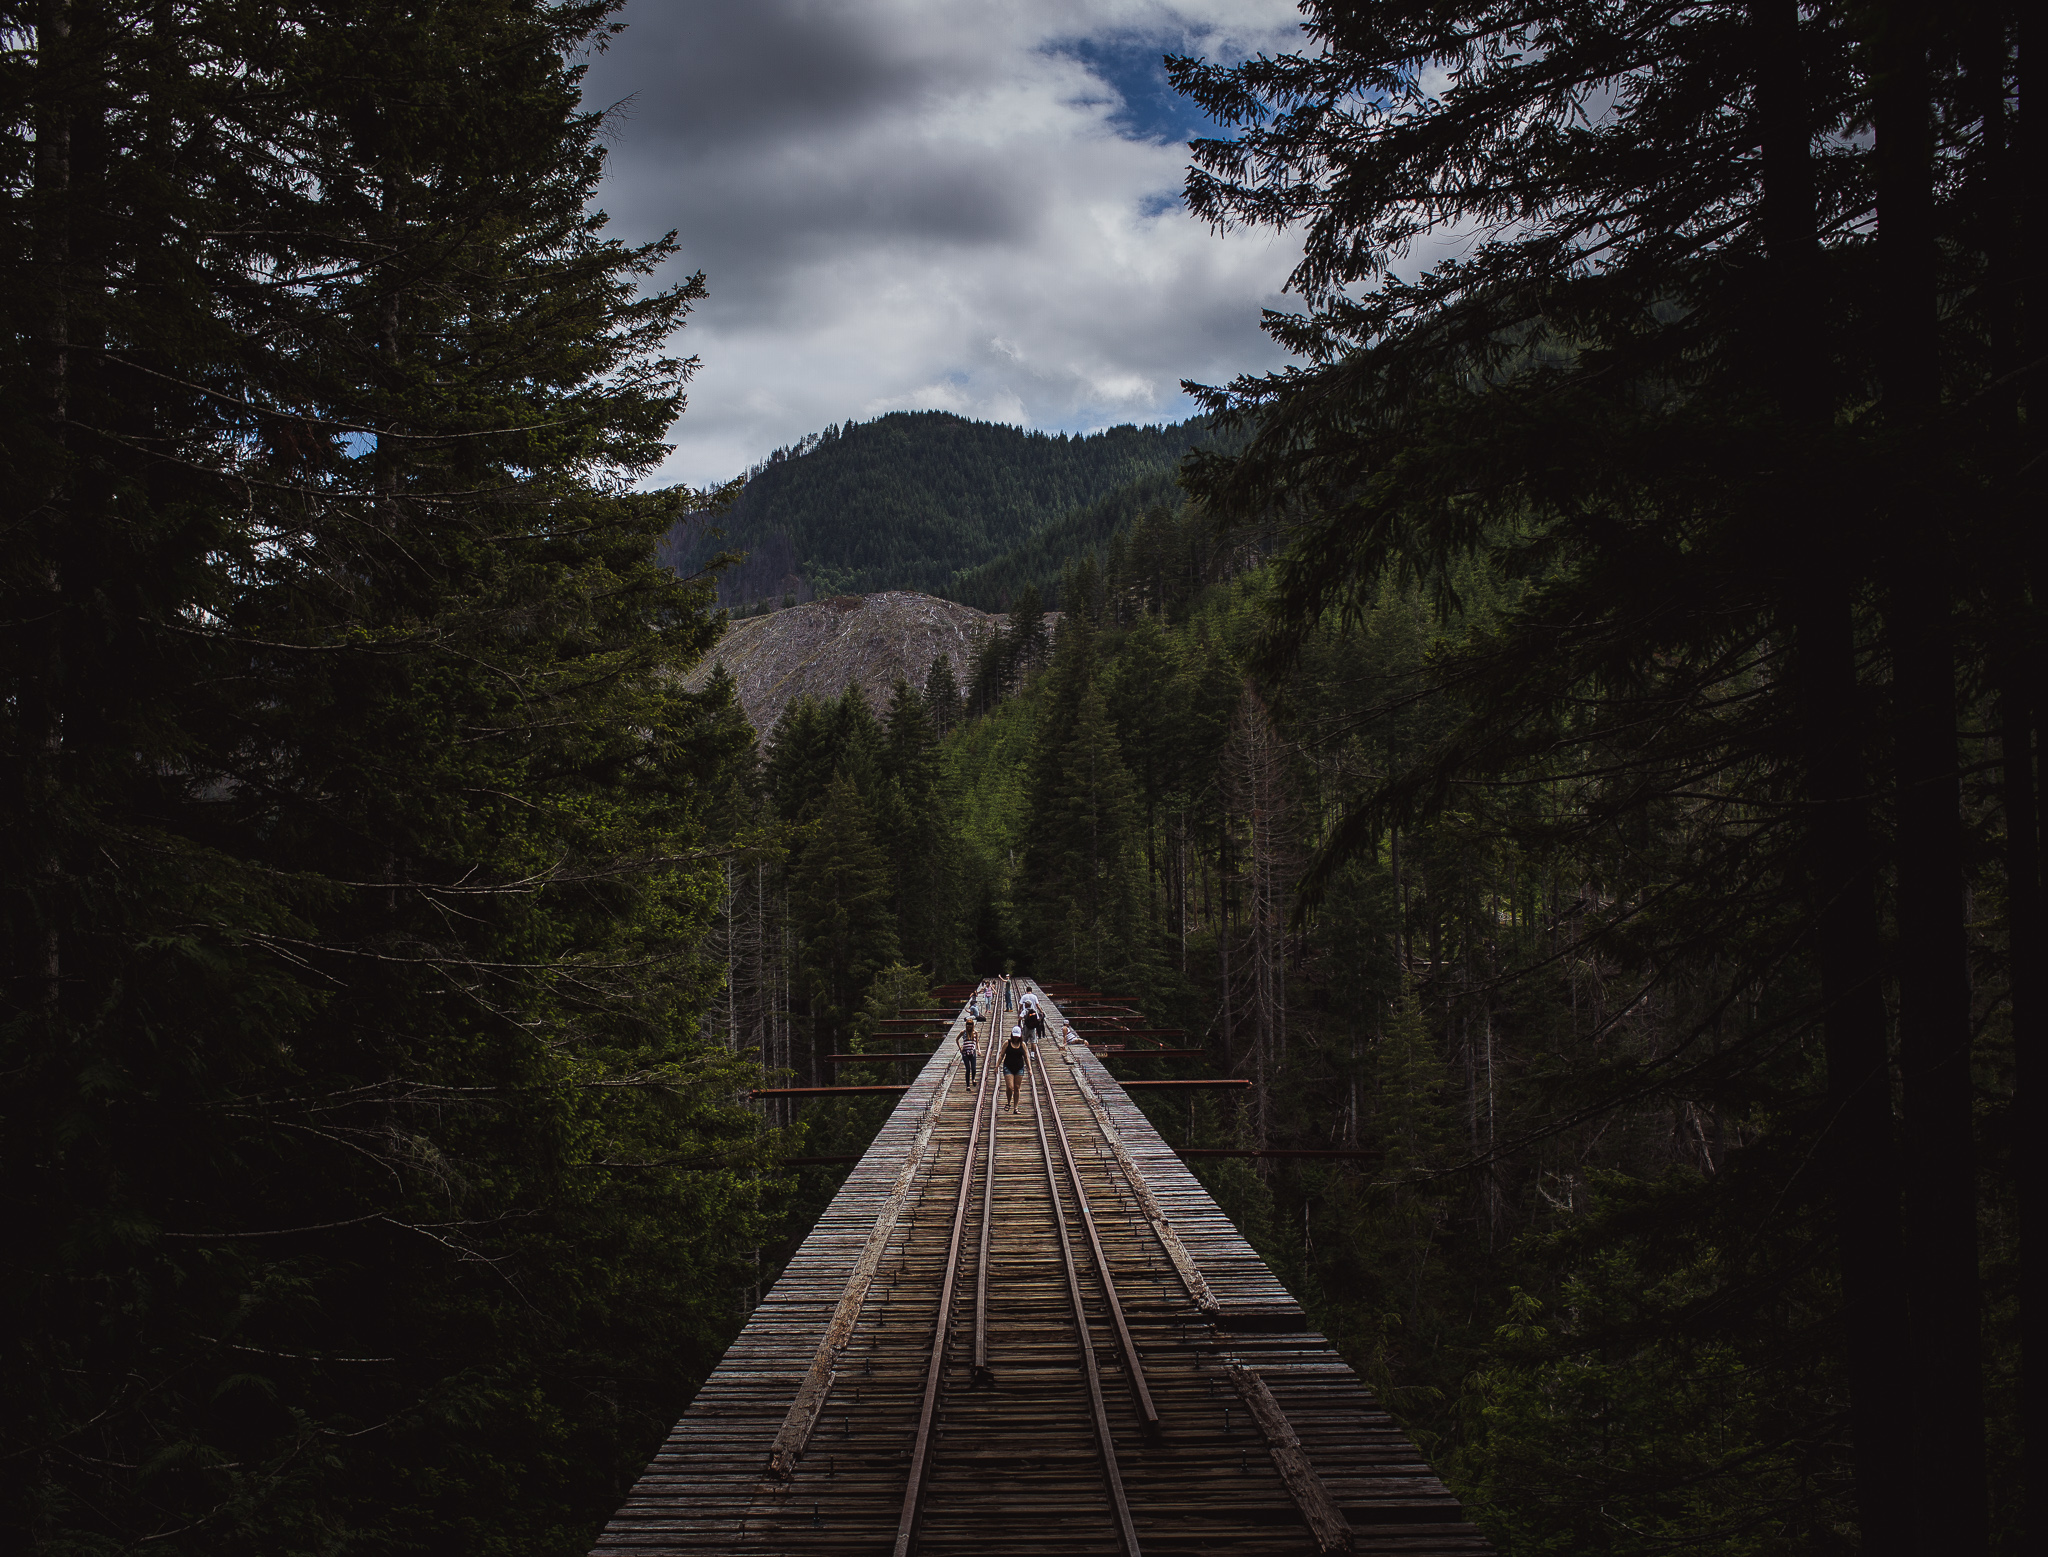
[591, 985, 1490, 1557]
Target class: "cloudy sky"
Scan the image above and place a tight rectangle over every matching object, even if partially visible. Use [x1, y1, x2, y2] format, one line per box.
[577, 0, 1310, 489]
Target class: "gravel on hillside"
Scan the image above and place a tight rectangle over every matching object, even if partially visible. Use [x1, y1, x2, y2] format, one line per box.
[685, 591, 1055, 734]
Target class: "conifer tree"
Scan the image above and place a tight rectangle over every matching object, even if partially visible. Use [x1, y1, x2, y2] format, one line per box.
[766, 696, 833, 820]
[1005, 582, 1050, 688]
[1105, 615, 1193, 896]
[882, 677, 961, 972]
[922, 652, 962, 737]
[968, 625, 1010, 716]
[1168, 6, 2019, 1546]
[791, 771, 901, 1062]
[1021, 674, 1146, 988]
[2, 3, 767, 1549]
[829, 682, 888, 797]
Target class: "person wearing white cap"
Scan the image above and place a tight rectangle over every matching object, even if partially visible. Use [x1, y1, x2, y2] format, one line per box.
[1001, 1024, 1028, 1111]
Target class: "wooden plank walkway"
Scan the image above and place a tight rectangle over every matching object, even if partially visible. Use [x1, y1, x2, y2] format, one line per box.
[590, 982, 1489, 1557]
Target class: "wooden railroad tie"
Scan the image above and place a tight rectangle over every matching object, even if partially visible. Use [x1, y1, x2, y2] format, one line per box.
[750, 1085, 911, 1099]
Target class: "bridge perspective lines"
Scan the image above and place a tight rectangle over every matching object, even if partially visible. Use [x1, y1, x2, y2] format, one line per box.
[591, 982, 1490, 1557]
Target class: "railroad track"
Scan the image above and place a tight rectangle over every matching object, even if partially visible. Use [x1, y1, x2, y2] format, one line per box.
[593, 982, 1487, 1557]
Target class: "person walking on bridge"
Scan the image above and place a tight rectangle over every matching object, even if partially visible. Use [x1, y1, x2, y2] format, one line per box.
[958, 1022, 978, 1086]
[1001, 1024, 1027, 1111]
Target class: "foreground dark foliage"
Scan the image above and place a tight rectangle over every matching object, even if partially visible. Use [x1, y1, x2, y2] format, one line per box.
[2, 5, 778, 1552]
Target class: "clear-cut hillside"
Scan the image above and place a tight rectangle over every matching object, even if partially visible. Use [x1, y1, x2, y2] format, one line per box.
[688, 591, 1004, 733]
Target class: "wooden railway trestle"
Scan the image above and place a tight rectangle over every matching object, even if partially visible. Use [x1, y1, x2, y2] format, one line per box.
[591, 981, 1491, 1557]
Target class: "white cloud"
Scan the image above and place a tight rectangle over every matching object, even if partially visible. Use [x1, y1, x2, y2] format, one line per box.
[579, 0, 1307, 487]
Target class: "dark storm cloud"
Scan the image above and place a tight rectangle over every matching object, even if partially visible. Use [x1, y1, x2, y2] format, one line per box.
[578, 1, 1307, 485]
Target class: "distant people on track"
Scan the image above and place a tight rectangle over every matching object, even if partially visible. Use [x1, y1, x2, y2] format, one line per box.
[959, 1023, 978, 1085]
[1002, 1025, 1027, 1111]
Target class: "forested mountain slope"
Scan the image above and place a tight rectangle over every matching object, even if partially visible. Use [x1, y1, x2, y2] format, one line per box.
[661, 410, 1213, 604]
[943, 466, 1186, 612]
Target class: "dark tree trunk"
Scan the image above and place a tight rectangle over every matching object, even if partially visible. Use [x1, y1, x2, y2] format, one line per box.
[31, 0, 74, 1018]
[1874, 6, 1988, 1550]
[1755, 5, 1914, 1548]
[2009, 9, 2048, 1544]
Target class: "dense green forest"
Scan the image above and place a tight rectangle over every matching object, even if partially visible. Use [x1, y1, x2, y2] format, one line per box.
[660, 409, 1216, 605]
[2, 4, 777, 1553]
[5, 2, 2037, 1557]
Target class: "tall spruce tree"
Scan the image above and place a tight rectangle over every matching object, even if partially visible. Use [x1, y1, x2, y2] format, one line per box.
[1004, 581, 1049, 688]
[1019, 633, 1147, 989]
[883, 677, 960, 974]
[790, 770, 900, 1064]
[3, 4, 768, 1551]
[922, 652, 962, 737]
[1171, 4, 2024, 1549]
[766, 694, 834, 821]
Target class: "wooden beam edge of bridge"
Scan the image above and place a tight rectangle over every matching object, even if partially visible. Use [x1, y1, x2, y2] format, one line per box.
[1178, 1147, 1384, 1159]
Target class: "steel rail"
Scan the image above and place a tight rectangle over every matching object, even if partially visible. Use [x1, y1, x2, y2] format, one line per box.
[891, 1032, 996, 1557]
[1030, 1041, 1161, 1430]
[1027, 1056, 1143, 1557]
[972, 1040, 1000, 1384]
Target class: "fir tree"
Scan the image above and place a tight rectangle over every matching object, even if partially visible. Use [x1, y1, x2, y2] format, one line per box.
[791, 771, 901, 1062]
[1021, 675, 1145, 988]
[884, 677, 962, 975]
[766, 695, 833, 821]
[2, 4, 767, 1550]
[828, 682, 888, 798]
[1169, 6, 2019, 1545]
[968, 625, 1010, 716]
[923, 652, 962, 737]
[1005, 581, 1050, 687]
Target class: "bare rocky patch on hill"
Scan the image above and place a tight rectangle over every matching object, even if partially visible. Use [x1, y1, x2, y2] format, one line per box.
[689, 591, 1031, 733]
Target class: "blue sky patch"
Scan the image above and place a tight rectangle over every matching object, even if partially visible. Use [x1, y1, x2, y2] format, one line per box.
[1048, 35, 1228, 150]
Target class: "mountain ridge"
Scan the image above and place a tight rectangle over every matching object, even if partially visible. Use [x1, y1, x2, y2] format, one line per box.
[661, 409, 1211, 606]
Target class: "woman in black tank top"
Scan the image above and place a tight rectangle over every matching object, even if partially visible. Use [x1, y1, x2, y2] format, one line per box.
[1001, 1026, 1027, 1111]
